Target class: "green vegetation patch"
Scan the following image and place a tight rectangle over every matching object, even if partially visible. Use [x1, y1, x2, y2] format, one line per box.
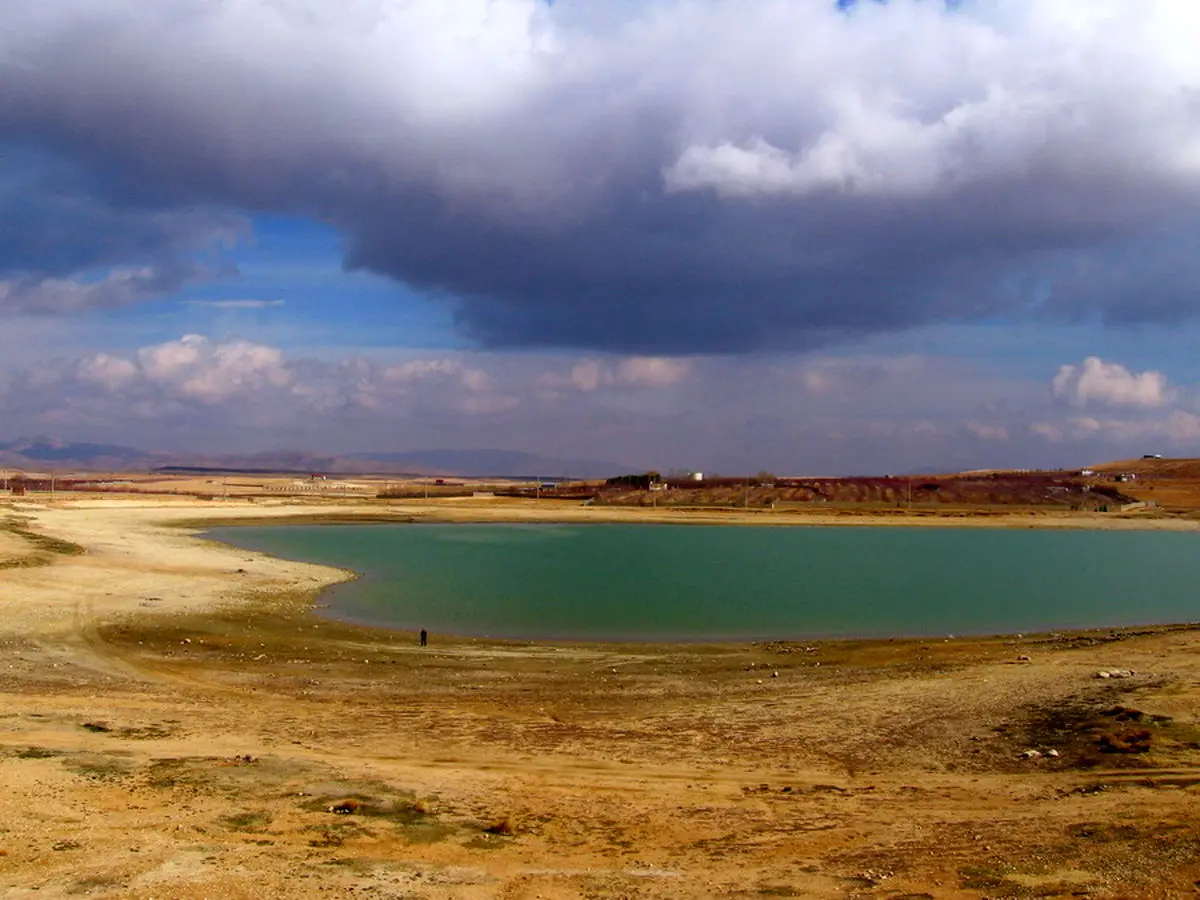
[13, 746, 62, 759]
[64, 753, 136, 781]
[0, 518, 85, 556]
[218, 810, 273, 833]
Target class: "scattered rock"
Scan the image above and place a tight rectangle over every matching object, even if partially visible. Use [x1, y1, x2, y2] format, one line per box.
[1095, 669, 1135, 679]
[327, 798, 363, 815]
[1020, 749, 1043, 760]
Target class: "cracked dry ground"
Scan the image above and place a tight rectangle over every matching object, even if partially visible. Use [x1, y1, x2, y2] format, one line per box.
[3, 600, 1200, 899]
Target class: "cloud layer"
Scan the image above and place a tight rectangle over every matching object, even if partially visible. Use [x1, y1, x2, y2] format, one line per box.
[1052, 357, 1172, 409]
[3, 330, 1197, 473]
[5, 1, 1200, 350]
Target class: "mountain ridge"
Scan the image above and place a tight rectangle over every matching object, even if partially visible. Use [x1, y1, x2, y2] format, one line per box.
[0, 438, 632, 480]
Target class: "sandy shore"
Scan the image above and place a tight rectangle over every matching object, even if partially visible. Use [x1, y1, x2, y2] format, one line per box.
[3, 496, 1200, 898]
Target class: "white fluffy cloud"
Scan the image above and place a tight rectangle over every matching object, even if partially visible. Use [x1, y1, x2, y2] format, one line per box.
[0, 267, 198, 314]
[9, 333, 1200, 471]
[1030, 411, 1200, 446]
[1052, 356, 1171, 409]
[540, 357, 692, 392]
[132, 335, 291, 402]
[76, 353, 137, 391]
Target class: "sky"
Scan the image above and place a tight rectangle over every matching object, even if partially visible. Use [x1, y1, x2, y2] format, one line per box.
[3, 0, 1200, 475]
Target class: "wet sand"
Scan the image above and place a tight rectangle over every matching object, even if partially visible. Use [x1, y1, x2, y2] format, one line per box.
[2, 496, 1200, 898]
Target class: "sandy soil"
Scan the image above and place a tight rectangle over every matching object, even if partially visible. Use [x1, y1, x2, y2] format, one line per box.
[3, 496, 1200, 898]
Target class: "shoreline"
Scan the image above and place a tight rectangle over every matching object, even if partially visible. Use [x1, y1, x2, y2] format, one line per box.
[6, 494, 1200, 895]
[4, 494, 1199, 643]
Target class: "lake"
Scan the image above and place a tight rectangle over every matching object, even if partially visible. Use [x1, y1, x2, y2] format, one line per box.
[206, 523, 1200, 641]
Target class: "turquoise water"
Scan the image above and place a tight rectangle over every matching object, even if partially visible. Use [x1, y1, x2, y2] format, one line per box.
[207, 523, 1200, 641]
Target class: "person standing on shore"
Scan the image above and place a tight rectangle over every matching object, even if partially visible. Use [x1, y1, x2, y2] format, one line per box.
[419, 629, 428, 647]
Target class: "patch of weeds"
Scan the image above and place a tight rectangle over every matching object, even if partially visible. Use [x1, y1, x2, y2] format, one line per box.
[144, 758, 190, 789]
[117, 723, 176, 740]
[463, 834, 509, 851]
[958, 863, 1018, 894]
[306, 821, 375, 848]
[68, 875, 125, 895]
[402, 821, 455, 845]
[1018, 695, 1177, 768]
[321, 857, 376, 874]
[53, 840, 83, 851]
[0, 556, 50, 571]
[14, 746, 60, 759]
[64, 754, 135, 781]
[483, 817, 517, 836]
[758, 886, 801, 897]
[300, 791, 430, 826]
[218, 811, 273, 833]
[0, 519, 85, 557]
[144, 755, 275, 792]
[1067, 822, 1141, 842]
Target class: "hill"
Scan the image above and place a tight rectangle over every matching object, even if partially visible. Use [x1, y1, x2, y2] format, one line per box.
[0, 437, 629, 480]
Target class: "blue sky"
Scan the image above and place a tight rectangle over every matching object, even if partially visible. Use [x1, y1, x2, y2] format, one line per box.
[3, 0, 1200, 474]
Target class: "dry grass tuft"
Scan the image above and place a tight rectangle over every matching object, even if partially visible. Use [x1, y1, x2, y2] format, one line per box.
[484, 816, 517, 836]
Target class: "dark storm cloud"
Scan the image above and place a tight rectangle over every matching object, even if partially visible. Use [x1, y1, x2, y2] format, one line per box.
[0, 143, 245, 310]
[4, 1, 1200, 348]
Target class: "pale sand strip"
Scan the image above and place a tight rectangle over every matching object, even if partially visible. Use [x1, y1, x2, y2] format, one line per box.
[1, 495, 1196, 637]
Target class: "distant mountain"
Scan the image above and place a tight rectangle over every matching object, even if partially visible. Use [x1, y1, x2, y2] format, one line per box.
[0, 437, 631, 480]
[0, 436, 146, 462]
[353, 449, 632, 480]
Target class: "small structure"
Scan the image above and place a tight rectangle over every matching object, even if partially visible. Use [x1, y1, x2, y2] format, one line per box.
[691, 472, 704, 481]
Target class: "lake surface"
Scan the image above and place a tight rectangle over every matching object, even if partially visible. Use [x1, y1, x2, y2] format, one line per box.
[207, 523, 1200, 641]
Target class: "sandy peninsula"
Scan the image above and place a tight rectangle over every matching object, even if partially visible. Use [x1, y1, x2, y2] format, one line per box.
[3, 495, 1200, 898]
